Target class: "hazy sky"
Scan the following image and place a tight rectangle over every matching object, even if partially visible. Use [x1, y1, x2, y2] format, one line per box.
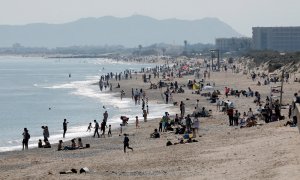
[0, 0, 299, 36]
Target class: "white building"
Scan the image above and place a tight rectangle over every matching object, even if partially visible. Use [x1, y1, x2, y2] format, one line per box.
[252, 27, 300, 52]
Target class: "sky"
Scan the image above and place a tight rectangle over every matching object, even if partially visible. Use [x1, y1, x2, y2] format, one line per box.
[0, 0, 299, 36]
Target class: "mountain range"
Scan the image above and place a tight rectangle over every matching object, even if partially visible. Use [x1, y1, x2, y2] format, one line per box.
[0, 15, 242, 48]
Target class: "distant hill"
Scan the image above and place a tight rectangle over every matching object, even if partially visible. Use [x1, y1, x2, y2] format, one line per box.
[0, 15, 242, 48]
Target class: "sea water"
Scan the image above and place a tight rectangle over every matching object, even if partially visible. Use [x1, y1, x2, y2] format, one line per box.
[0, 56, 172, 152]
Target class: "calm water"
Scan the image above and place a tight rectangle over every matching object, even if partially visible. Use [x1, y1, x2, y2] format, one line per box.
[0, 56, 172, 152]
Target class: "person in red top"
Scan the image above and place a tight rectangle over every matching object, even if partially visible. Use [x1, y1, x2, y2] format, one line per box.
[227, 108, 234, 126]
[225, 87, 230, 98]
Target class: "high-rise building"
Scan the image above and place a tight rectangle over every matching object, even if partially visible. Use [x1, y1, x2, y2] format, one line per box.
[252, 27, 300, 52]
[215, 37, 252, 52]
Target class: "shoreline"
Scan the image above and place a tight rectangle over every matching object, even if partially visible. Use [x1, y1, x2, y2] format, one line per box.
[0, 55, 177, 153]
[1, 59, 300, 179]
[0, 71, 175, 153]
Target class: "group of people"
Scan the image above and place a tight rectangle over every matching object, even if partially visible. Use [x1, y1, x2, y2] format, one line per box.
[158, 110, 200, 137]
[57, 138, 84, 151]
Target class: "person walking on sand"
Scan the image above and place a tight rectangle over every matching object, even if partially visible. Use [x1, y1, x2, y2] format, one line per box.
[101, 120, 108, 138]
[135, 116, 139, 128]
[123, 134, 133, 153]
[93, 120, 100, 138]
[22, 128, 30, 150]
[63, 119, 68, 138]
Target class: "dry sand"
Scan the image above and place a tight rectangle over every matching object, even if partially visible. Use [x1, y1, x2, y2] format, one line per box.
[1, 64, 300, 180]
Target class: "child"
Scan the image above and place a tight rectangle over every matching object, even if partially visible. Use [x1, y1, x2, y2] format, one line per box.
[87, 122, 92, 132]
[108, 125, 112, 137]
[123, 134, 133, 153]
[57, 140, 63, 151]
[38, 139, 43, 148]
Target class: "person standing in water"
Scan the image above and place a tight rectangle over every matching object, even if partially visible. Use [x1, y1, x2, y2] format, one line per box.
[135, 116, 139, 128]
[63, 119, 68, 138]
[123, 134, 133, 153]
[87, 122, 92, 132]
[103, 111, 108, 122]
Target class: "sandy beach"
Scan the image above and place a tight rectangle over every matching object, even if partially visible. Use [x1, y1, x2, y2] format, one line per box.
[1, 60, 300, 180]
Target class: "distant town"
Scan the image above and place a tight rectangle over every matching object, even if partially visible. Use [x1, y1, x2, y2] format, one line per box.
[1, 26, 300, 62]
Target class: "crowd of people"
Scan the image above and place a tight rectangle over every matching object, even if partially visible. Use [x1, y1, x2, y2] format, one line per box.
[21, 59, 299, 155]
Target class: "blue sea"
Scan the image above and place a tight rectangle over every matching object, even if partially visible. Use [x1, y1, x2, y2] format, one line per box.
[0, 56, 172, 152]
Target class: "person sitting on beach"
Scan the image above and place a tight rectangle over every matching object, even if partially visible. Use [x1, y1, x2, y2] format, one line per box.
[64, 139, 77, 150]
[77, 138, 84, 148]
[247, 108, 254, 120]
[165, 121, 174, 131]
[257, 81, 261, 86]
[199, 107, 209, 117]
[43, 140, 51, 148]
[177, 86, 184, 93]
[58, 140, 63, 151]
[175, 126, 186, 134]
[191, 107, 199, 117]
[284, 116, 297, 127]
[38, 139, 43, 148]
[150, 129, 160, 138]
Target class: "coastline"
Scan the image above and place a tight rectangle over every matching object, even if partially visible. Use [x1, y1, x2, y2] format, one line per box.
[0, 68, 174, 153]
[1, 60, 300, 179]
